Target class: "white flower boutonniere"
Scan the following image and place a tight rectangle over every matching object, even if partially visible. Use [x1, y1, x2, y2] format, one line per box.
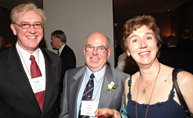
[104, 82, 119, 93]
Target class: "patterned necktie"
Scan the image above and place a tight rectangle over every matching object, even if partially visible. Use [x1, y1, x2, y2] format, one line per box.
[79, 73, 95, 118]
[30, 55, 44, 111]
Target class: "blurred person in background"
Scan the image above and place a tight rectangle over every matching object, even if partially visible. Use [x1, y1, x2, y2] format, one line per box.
[51, 30, 76, 78]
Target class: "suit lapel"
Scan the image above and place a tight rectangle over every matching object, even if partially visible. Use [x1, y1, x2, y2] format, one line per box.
[40, 49, 57, 113]
[60, 45, 67, 56]
[70, 66, 85, 118]
[69, 66, 116, 115]
[98, 66, 115, 108]
[7, 46, 40, 113]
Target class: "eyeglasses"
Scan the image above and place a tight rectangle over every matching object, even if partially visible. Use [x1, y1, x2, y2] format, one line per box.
[14, 23, 43, 29]
[85, 45, 108, 53]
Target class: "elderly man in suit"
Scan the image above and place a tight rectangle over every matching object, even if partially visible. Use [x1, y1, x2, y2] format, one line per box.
[0, 3, 62, 118]
[51, 30, 76, 78]
[59, 32, 129, 118]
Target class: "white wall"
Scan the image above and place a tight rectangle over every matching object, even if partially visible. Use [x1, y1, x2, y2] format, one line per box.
[43, 0, 114, 67]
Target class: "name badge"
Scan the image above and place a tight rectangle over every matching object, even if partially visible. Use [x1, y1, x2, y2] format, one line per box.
[30, 77, 45, 93]
[81, 101, 99, 116]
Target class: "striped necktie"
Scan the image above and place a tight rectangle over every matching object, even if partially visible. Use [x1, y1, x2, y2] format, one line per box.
[79, 73, 95, 118]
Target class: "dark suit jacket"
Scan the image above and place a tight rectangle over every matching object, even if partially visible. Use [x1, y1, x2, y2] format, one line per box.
[0, 45, 62, 118]
[59, 65, 129, 118]
[60, 45, 76, 78]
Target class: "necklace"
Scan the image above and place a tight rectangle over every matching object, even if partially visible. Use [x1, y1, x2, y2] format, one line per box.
[141, 79, 156, 93]
[135, 63, 161, 118]
[140, 72, 158, 94]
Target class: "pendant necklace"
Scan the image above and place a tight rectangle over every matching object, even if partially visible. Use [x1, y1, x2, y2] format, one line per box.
[135, 63, 161, 118]
[140, 74, 157, 94]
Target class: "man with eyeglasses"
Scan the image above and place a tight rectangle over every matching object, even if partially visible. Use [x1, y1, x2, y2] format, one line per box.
[0, 3, 62, 118]
[59, 32, 129, 118]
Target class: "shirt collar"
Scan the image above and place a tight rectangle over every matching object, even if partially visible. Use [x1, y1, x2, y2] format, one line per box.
[86, 65, 106, 83]
[16, 42, 40, 64]
[59, 44, 66, 54]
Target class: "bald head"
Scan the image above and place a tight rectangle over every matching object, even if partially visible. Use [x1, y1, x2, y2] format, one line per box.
[86, 32, 110, 48]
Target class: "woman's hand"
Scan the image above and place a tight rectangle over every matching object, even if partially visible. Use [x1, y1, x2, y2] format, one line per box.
[95, 108, 121, 118]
